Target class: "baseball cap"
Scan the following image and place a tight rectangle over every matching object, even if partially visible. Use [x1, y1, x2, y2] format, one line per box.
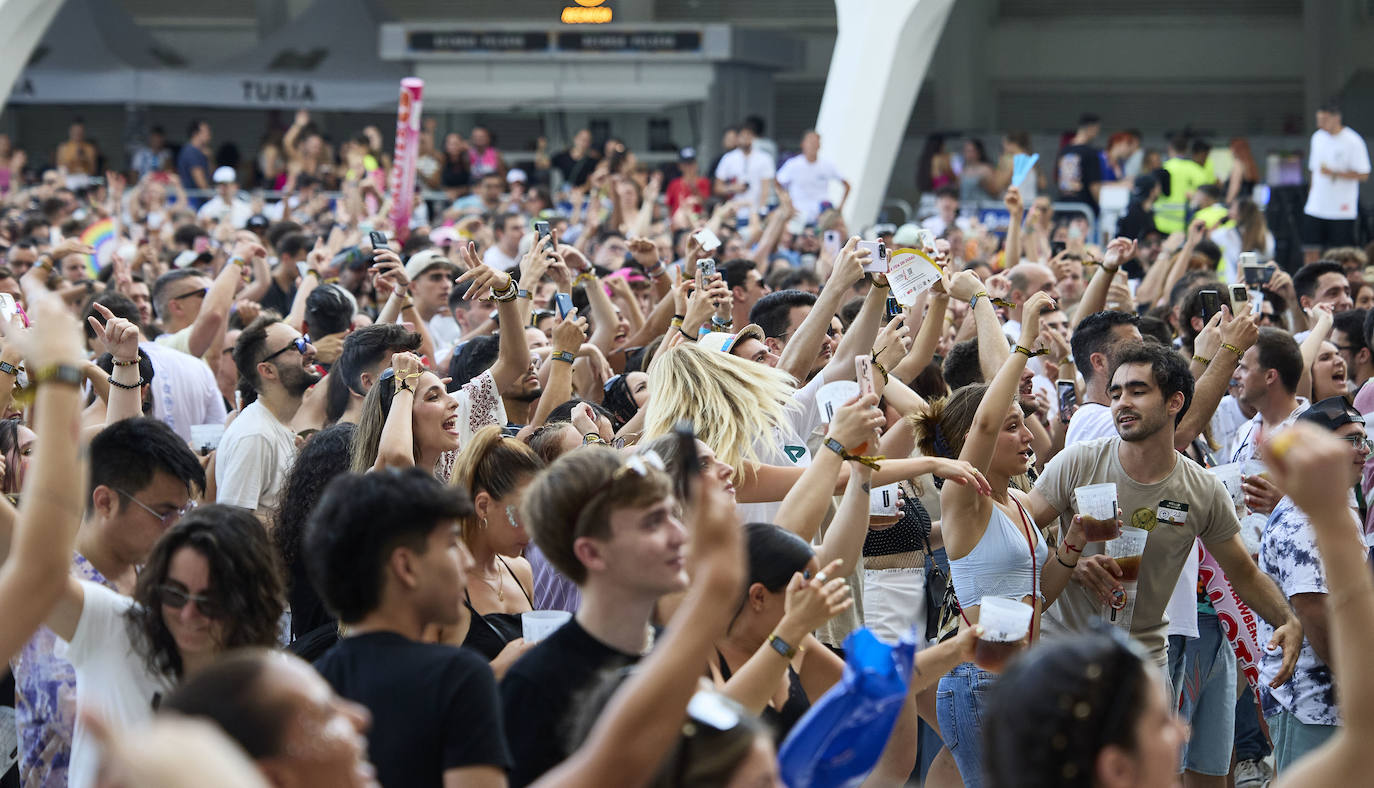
[506, 168, 528, 184]
[212, 166, 237, 184]
[403, 249, 458, 281]
[679, 147, 697, 162]
[892, 223, 922, 247]
[173, 250, 212, 269]
[697, 324, 765, 356]
[246, 214, 269, 231]
[1298, 396, 1365, 432]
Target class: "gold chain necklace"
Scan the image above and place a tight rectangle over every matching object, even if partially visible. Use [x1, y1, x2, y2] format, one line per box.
[475, 560, 505, 603]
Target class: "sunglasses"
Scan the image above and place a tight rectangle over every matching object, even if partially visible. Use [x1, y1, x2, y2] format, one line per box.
[259, 335, 310, 365]
[171, 288, 208, 302]
[157, 584, 225, 619]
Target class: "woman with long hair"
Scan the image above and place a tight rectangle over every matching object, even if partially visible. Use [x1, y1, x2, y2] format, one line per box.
[983, 631, 1187, 788]
[959, 139, 998, 206]
[909, 284, 1088, 788]
[916, 134, 954, 194]
[0, 417, 35, 496]
[1226, 137, 1261, 205]
[350, 351, 460, 478]
[43, 505, 285, 788]
[1214, 197, 1274, 282]
[449, 425, 545, 675]
[272, 423, 356, 644]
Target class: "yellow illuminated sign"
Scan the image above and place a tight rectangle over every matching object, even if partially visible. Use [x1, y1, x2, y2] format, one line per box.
[562, 0, 612, 23]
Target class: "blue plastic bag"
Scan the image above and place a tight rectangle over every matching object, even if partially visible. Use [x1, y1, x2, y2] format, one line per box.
[777, 627, 917, 788]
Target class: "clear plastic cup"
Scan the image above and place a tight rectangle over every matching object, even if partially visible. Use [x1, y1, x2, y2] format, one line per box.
[521, 610, 572, 643]
[1209, 462, 1246, 519]
[1106, 526, 1148, 583]
[1074, 483, 1120, 541]
[974, 596, 1034, 672]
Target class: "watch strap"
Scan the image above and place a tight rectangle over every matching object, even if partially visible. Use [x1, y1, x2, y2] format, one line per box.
[768, 633, 798, 659]
[32, 363, 83, 388]
[552, 350, 576, 364]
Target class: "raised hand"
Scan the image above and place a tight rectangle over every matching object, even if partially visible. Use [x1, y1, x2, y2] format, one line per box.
[781, 558, 853, 634]
[825, 393, 885, 450]
[86, 302, 140, 362]
[552, 308, 589, 354]
[1018, 291, 1057, 348]
[1102, 237, 1137, 269]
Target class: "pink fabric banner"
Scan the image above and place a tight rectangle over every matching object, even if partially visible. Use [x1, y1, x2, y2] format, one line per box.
[1197, 542, 1263, 689]
[386, 78, 423, 243]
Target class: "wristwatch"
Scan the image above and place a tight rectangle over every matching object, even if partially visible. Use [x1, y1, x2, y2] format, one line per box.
[767, 633, 798, 659]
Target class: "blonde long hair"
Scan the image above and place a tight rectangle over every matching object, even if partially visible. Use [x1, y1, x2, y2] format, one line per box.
[642, 343, 797, 475]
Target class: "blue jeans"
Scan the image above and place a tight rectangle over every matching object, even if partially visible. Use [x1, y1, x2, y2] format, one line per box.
[1234, 684, 1271, 761]
[936, 662, 996, 788]
[1167, 614, 1237, 776]
[1269, 708, 1336, 772]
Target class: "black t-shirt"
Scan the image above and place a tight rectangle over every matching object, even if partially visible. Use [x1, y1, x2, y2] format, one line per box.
[500, 617, 639, 787]
[315, 632, 511, 787]
[1056, 144, 1103, 212]
[261, 279, 295, 318]
[551, 150, 598, 187]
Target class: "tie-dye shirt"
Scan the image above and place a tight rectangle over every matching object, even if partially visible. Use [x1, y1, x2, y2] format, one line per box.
[1257, 497, 1338, 726]
[10, 554, 113, 788]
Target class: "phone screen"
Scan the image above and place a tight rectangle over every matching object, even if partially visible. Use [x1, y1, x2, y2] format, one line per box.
[1199, 290, 1221, 321]
[1057, 381, 1076, 422]
[534, 221, 550, 240]
[885, 296, 902, 319]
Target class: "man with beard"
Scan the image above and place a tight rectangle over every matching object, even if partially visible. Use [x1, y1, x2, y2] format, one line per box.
[1066, 310, 1144, 444]
[1027, 342, 1303, 693]
[448, 333, 542, 428]
[217, 315, 320, 517]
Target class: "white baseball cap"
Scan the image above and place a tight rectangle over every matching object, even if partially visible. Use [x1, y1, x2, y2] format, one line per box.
[212, 166, 237, 184]
[696, 324, 766, 356]
[506, 168, 528, 184]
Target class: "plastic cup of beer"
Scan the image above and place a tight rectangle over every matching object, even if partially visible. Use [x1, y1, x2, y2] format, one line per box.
[973, 596, 1033, 673]
[521, 610, 572, 643]
[1106, 526, 1148, 582]
[1209, 462, 1246, 519]
[1074, 483, 1120, 541]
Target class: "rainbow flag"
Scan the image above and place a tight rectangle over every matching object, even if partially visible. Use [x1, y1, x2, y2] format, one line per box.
[79, 217, 117, 279]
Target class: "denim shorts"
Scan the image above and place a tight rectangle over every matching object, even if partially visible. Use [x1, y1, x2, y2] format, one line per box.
[1167, 614, 1236, 776]
[936, 662, 996, 788]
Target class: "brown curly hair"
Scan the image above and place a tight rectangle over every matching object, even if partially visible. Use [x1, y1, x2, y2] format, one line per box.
[126, 504, 285, 680]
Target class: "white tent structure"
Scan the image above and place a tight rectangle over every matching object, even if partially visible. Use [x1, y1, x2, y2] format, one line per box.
[9, 0, 409, 111]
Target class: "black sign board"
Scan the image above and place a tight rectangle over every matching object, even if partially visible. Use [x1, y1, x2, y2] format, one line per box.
[556, 31, 702, 53]
[408, 31, 551, 53]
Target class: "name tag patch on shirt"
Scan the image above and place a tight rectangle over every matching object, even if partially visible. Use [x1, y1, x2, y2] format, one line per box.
[1157, 500, 1190, 525]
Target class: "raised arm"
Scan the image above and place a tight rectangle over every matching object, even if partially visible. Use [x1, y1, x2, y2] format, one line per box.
[529, 311, 588, 428]
[2, 295, 88, 658]
[454, 243, 529, 394]
[772, 395, 883, 542]
[371, 353, 423, 471]
[819, 270, 886, 381]
[1266, 424, 1374, 788]
[187, 241, 259, 358]
[961, 292, 1054, 476]
[777, 237, 864, 382]
[87, 303, 144, 426]
[1177, 311, 1256, 450]
[1002, 187, 1024, 269]
[1296, 304, 1334, 401]
[1071, 238, 1136, 329]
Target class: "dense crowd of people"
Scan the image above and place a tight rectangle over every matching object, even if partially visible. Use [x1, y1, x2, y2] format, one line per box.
[0, 95, 1369, 788]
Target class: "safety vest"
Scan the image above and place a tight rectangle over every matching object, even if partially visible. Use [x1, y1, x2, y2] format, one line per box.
[1153, 157, 1214, 234]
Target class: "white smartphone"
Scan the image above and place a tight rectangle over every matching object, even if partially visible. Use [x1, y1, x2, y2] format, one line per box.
[692, 228, 721, 253]
[1228, 284, 1249, 316]
[856, 240, 888, 273]
[855, 355, 878, 399]
[0, 294, 16, 325]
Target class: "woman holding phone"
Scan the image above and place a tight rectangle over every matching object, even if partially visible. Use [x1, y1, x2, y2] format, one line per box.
[911, 287, 1089, 788]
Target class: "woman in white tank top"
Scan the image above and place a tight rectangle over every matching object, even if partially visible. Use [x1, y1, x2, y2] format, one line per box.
[911, 283, 1091, 788]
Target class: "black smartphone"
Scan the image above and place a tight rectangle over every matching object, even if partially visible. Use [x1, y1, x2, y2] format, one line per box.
[673, 420, 701, 497]
[1057, 380, 1076, 424]
[885, 296, 902, 319]
[368, 230, 388, 250]
[534, 221, 550, 241]
[1199, 289, 1222, 322]
[1051, 240, 1067, 256]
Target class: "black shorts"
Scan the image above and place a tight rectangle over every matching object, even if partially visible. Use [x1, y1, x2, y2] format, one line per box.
[1301, 214, 1357, 248]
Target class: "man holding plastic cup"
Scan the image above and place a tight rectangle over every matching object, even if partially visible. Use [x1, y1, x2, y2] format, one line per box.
[1024, 343, 1304, 697]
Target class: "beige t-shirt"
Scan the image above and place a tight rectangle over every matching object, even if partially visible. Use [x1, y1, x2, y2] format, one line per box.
[1034, 437, 1239, 662]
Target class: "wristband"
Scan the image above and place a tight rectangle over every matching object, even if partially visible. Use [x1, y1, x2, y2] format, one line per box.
[517, 289, 531, 299]
[823, 437, 884, 470]
[1013, 344, 1048, 358]
[711, 315, 732, 329]
[304, 268, 320, 279]
[107, 375, 145, 390]
[1220, 343, 1243, 359]
[111, 357, 140, 367]
[871, 357, 890, 383]
[1056, 552, 1077, 569]
[574, 272, 597, 286]
[679, 327, 697, 342]
[397, 299, 414, 311]
[229, 256, 246, 268]
[767, 633, 798, 660]
[1191, 354, 1211, 366]
[31, 364, 82, 388]
[582, 432, 605, 445]
[645, 262, 666, 279]
[492, 280, 519, 302]
[396, 371, 422, 392]
[36, 256, 53, 272]
[670, 317, 684, 328]
[0, 361, 19, 377]
[552, 350, 576, 364]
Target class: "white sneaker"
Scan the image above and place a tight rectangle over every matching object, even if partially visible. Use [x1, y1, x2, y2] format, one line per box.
[1235, 758, 1273, 788]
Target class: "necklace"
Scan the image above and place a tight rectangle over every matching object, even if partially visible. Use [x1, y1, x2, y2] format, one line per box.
[475, 560, 505, 603]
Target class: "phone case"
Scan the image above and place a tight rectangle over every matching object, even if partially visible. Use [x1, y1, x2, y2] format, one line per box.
[855, 355, 877, 398]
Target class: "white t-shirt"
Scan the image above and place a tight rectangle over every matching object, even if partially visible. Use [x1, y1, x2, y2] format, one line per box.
[60, 583, 175, 788]
[776, 155, 844, 222]
[735, 373, 825, 526]
[195, 195, 253, 228]
[428, 313, 464, 364]
[215, 400, 297, 512]
[714, 148, 776, 218]
[1304, 126, 1371, 220]
[482, 244, 521, 272]
[141, 340, 229, 444]
[1065, 402, 1115, 446]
